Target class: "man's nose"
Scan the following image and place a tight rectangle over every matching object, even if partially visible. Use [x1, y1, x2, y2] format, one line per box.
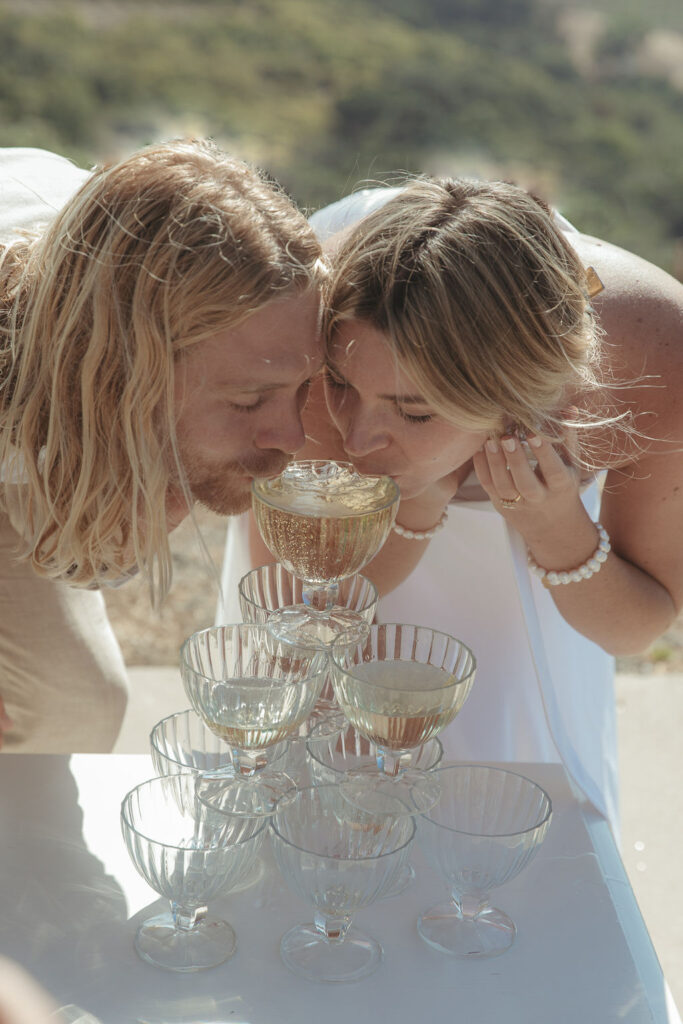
[255, 405, 307, 454]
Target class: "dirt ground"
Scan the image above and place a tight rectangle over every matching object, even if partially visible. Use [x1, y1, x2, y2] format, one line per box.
[102, 506, 227, 666]
[103, 504, 683, 674]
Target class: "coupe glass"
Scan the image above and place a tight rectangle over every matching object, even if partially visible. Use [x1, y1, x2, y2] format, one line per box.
[329, 623, 476, 814]
[306, 721, 444, 897]
[239, 562, 379, 733]
[238, 562, 379, 632]
[180, 624, 328, 814]
[149, 708, 292, 890]
[251, 460, 399, 647]
[120, 773, 266, 971]
[269, 784, 415, 982]
[418, 764, 552, 958]
[150, 708, 291, 780]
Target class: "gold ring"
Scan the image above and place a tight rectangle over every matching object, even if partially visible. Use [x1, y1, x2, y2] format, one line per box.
[500, 493, 522, 509]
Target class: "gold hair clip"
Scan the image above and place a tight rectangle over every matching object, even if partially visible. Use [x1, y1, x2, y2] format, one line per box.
[585, 265, 604, 298]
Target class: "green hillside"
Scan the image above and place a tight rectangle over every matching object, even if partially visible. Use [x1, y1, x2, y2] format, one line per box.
[0, 0, 681, 274]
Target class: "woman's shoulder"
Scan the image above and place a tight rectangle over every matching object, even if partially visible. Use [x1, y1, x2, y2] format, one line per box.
[569, 232, 682, 302]
[570, 232, 683, 389]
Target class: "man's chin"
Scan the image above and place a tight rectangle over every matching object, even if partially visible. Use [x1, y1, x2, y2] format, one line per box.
[195, 491, 252, 517]
[185, 456, 290, 516]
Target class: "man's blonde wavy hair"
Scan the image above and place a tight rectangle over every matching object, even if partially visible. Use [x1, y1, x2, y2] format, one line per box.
[325, 176, 626, 467]
[0, 138, 322, 603]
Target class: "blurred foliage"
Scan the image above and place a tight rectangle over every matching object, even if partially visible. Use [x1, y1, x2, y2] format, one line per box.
[0, 0, 681, 274]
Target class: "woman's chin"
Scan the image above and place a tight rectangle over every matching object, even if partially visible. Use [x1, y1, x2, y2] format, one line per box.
[389, 477, 422, 500]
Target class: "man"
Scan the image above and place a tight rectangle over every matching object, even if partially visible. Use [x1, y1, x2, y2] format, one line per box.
[0, 139, 323, 752]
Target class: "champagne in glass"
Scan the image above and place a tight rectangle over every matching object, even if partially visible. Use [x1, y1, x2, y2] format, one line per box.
[252, 460, 399, 646]
[181, 624, 328, 815]
[238, 563, 379, 735]
[196, 675, 314, 749]
[337, 661, 466, 753]
[330, 623, 476, 815]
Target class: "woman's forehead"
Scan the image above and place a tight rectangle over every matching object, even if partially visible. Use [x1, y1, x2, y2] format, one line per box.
[329, 320, 425, 396]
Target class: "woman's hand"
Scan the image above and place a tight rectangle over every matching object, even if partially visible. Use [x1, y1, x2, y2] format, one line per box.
[473, 432, 581, 525]
[472, 431, 602, 570]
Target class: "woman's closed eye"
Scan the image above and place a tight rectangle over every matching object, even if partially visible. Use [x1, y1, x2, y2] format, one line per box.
[324, 364, 435, 423]
[227, 396, 265, 413]
[396, 407, 433, 424]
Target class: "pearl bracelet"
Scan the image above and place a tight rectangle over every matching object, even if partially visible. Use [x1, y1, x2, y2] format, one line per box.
[527, 523, 611, 587]
[392, 508, 449, 541]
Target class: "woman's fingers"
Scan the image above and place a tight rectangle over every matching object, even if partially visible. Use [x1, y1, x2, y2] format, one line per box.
[481, 436, 544, 500]
[526, 433, 580, 490]
[474, 432, 580, 513]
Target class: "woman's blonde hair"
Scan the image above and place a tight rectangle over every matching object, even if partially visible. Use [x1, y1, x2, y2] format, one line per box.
[0, 138, 322, 603]
[325, 176, 623, 465]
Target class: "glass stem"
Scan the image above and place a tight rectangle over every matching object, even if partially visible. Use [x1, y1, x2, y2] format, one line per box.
[451, 889, 489, 920]
[171, 902, 206, 931]
[301, 582, 339, 612]
[377, 748, 404, 778]
[232, 748, 265, 776]
[314, 910, 351, 944]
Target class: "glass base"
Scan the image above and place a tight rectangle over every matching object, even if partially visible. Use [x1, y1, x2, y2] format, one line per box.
[342, 767, 441, 817]
[134, 912, 236, 971]
[193, 770, 296, 815]
[196, 770, 299, 823]
[266, 606, 369, 650]
[280, 923, 382, 982]
[379, 859, 415, 900]
[417, 901, 516, 958]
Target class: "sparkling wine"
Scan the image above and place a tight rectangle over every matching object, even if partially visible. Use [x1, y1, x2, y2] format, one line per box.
[334, 661, 470, 752]
[200, 676, 319, 749]
[252, 461, 399, 584]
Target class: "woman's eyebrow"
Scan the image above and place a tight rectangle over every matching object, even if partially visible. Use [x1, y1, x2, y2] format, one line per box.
[379, 392, 430, 405]
[326, 361, 429, 405]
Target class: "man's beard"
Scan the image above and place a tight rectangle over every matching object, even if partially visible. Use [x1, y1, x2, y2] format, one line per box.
[182, 450, 291, 516]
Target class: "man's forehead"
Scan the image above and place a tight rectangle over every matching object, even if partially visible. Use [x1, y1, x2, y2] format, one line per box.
[218, 349, 323, 391]
[197, 318, 322, 383]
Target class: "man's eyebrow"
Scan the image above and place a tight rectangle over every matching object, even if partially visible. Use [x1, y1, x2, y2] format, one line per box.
[217, 365, 321, 395]
[217, 352, 322, 393]
[217, 381, 289, 394]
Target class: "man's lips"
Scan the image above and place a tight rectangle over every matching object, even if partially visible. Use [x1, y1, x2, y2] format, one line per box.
[242, 454, 292, 479]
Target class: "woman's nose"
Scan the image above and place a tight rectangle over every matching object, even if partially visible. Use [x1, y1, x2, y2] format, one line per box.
[342, 411, 391, 458]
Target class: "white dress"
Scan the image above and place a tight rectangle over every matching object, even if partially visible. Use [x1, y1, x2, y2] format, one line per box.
[216, 188, 618, 836]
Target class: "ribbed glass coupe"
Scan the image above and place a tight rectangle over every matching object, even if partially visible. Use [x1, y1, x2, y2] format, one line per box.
[329, 623, 476, 814]
[418, 764, 552, 957]
[251, 460, 399, 647]
[180, 623, 327, 815]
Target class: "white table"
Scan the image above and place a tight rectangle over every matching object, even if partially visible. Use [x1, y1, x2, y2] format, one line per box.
[0, 754, 679, 1024]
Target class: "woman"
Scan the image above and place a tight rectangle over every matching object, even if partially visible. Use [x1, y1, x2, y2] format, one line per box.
[220, 177, 683, 835]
